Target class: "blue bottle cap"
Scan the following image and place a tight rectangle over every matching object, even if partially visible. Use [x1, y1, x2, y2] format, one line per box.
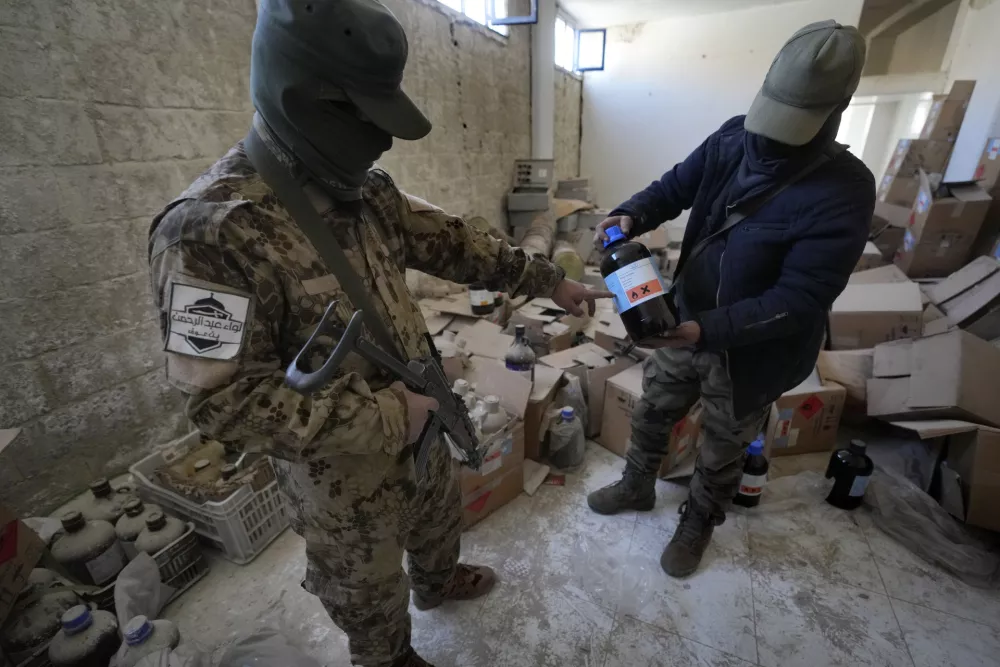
[61, 605, 93, 636]
[124, 616, 154, 646]
[748, 436, 764, 456]
[560, 407, 575, 421]
[603, 225, 627, 248]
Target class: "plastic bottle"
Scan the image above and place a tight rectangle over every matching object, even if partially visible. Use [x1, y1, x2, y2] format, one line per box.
[115, 499, 163, 544]
[733, 436, 769, 508]
[600, 225, 678, 342]
[825, 439, 875, 510]
[452, 379, 477, 411]
[0, 570, 81, 664]
[468, 282, 495, 315]
[469, 398, 487, 431]
[115, 616, 181, 667]
[79, 478, 128, 523]
[548, 407, 586, 469]
[48, 605, 121, 667]
[480, 396, 508, 435]
[134, 512, 187, 555]
[433, 331, 459, 358]
[51, 512, 126, 586]
[505, 324, 536, 382]
[221, 464, 238, 481]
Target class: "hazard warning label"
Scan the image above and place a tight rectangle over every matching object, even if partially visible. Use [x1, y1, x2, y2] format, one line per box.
[602, 257, 668, 313]
[798, 394, 825, 420]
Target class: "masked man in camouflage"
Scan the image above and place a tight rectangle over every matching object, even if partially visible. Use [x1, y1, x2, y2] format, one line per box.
[148, 2, 608, 666]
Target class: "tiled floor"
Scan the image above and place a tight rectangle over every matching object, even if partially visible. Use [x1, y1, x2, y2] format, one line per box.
[165, 443, 1000, 666]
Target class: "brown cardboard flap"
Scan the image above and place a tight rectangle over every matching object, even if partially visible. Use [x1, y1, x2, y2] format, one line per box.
[848, 264, 911, 285]
[528, 297, 567, 313]
[873, 201, 912, 229]
[866, 377, 915, 417]
[832, 282, 923, 313]
[817, 349, 873, 402]
[457, 320, 514, 360]
[931, 257, 1000, 327]
[421, 294, 477, 318]
[607, 363, 644, 394]
[907, 333, 963, 410]
[539, 342, 615, 370]
[888, 419, 988, 439]
[531, 364, 565, 402]
[928, 256, 1000, 304]
[423, 313, 453, 336]
[463, 356, 532, 419]
[872, 339, 914, 377]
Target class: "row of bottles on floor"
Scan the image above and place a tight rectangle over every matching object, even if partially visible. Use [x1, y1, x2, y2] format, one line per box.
[731, 437, 874, 510]
[1, 570, 180, 667]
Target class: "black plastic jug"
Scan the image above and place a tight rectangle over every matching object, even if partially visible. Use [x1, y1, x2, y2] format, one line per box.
[600, 226, 678, 342]
[825, 439, 874, 510]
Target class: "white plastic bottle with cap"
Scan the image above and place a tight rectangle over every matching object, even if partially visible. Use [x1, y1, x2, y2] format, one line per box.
[115, 616, 181, 667]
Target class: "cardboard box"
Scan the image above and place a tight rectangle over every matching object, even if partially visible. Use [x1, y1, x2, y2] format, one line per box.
[538, 343, 635, 437]
[636, 226, 668, 250]
[883, 138, 954, 181]
[877, 172, 921, 208]
[890, 419, 1000, 533]
[920, 81, 975, 142]
[854, 241, 883, 272]
[523, 364, 565, 461]
[460, 422, 524, 497]
[509, 298, 588, 355]
[829, 282, 923, 349]
[764, 368, 846, 457]
[847, 264, 911, 285]
[927, 256, 1000, 341]
[1, 429, 47, 627]
[867, 330, 1000, 426]
[893, 172, 992, 277]
[597, 364, 704, 475]
[973, 137, 1000, 192]
[871, 201, 910, 261]
[462, 462, 523, 528]
[817, 349, 873, 406]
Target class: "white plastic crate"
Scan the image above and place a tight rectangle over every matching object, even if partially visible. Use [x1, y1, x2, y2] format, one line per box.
[130, 450, 289, 565]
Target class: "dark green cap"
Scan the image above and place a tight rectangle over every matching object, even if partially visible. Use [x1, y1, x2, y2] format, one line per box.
[745, 20, 865, 146]
[254, 0, 431, 140]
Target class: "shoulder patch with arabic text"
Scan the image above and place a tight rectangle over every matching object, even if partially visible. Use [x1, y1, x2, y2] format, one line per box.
[166, 282, 251, 360]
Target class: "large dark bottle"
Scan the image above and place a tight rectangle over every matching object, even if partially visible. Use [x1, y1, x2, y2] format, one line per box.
[825, 439, 874, 510]
[733, 436, 768, 508]
[600, 226, 678, 342]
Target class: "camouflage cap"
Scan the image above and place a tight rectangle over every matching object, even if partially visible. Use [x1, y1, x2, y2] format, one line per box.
[254, 0, 431, 140]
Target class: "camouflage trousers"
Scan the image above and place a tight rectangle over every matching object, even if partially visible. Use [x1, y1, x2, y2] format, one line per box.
[286, 440, 462, 667]
[625, 347, 769, 518]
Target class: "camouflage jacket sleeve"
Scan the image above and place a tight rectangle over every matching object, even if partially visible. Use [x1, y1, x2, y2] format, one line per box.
[395, 191, 566, 298]
[149, 203, 408, 462]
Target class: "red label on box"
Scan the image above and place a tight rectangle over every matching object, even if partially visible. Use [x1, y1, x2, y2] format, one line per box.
[465, 490, 492, 513]
[0, 521, 17, 563]
[798, 395, 824, 420]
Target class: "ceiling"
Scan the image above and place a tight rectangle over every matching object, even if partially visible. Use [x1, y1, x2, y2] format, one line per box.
[560, 0, 806, 27]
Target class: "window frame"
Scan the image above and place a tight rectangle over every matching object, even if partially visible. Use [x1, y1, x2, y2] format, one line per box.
[554, 12, 577, 73]
[575, 28, 606, 72]
[431, 0, 511, 37]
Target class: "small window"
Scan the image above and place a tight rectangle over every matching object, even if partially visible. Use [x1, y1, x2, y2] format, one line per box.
[576, 29, 606, 71]
[554, 16, 576, 71]
[434, 0, 510, 36]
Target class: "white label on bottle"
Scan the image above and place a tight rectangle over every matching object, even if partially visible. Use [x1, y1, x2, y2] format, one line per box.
[738, 473, 767, 497]
[849, 474, 871, 498]
[86, 540, 126, 585]
[469, 289, 493, 307]
[602, 257, 668, 313]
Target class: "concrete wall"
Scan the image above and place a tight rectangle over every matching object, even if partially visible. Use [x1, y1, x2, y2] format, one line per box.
[554, 69, 583, 184]
[943, 0, 1000, 180]
[580, 0, 864, 214]
[377, 0, 532, 226]
[886, 1, 960, 75]
[0, 0, 257, 513]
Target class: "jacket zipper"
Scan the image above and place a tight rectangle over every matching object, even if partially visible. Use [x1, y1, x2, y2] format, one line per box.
[716, 243, 730, 378]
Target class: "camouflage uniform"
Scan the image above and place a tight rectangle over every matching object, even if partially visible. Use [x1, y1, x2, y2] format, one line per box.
[148, 140, 565, 666]
[625, 347, 769, 517]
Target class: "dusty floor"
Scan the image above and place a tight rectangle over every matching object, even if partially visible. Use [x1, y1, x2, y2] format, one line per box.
[163, 442, 1000, 666]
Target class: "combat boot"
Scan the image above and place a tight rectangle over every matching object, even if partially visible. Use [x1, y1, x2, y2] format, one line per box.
[660, 500, 719, 577]
[391, 647, 436, 667]
[586, 468, 656, 515]
[412, 564, 496, 611]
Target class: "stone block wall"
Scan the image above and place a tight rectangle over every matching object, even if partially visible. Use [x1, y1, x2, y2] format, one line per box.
[554, 68, 583, 185]
[0, 0, 257, 513]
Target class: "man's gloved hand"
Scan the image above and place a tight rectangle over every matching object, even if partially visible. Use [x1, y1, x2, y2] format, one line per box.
[391, 381, 440, 445]
[550, 279, 614, 317]
[593, 215, 634, 248]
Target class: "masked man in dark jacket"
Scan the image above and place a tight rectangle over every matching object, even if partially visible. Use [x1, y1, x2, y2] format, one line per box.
[587, 20, 875, 577]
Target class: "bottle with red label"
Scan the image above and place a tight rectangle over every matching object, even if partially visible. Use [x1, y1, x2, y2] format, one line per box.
[733, 435, 768, 508]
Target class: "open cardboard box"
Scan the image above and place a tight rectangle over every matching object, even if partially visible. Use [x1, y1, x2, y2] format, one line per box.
[0, 429, 47, 626]
[538, 343, 635, 437]
[596, 364, 704, 476]
[764, 368, 846, 457]
[854, 242, 884, 272]
[829, 282, 923, 349]
[927, 255, 1000, 342]
[867, 330, 1000, 426]
[462, 462, 524, 528]
[508, 297, 588, 355]
[871, 201, 910, 262]
[890, 419, 1000, 533]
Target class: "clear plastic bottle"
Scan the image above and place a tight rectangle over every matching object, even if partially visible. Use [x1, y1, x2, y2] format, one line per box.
[468, 282, 496, 315]
[505, 325, 536, 382]
[0, 570, 81, 664]
[79, 478, 128, 523]
[480, 396, 508, 435]
[134, 512, 186, 555]
[51, 512, 126, 586]
[48, 605, 121, 667]
[548, 406, 586, 469]
[115, 616, 181, 667]
[115, 499, 163, 545]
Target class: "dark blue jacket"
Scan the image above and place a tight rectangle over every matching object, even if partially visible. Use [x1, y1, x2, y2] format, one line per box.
[612, 116, 875, 418]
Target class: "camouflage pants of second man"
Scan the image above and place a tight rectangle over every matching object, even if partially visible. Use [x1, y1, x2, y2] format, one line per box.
[276, 440, 462, 667]
[626, 347, 770, 518]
